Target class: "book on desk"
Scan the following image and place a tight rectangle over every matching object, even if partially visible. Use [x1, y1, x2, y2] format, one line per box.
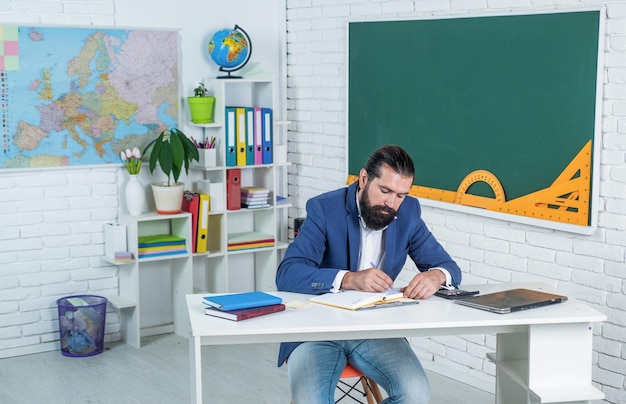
[203, 291, 284, 321]
[205, 303, 285, 321]
[203, 291, 282, 311]
[309, 289, 418, 311]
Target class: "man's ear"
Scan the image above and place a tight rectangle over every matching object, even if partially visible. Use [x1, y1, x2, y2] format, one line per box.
[358, 168, 368, 189]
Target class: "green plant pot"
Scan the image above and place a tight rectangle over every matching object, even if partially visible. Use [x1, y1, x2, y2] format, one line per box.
[188, 97, 215, 124]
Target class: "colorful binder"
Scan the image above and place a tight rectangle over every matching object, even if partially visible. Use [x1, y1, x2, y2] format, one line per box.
[226, 168, 241, 211]
[262, 107, 273, 164]
[236, 107, 247, 166]
[196, 193, 210, 253]
[181, 191, 200, 253]
[225, 107, 237, 166]
[246, 107, 255, 165]
[254, 107, 263, 165]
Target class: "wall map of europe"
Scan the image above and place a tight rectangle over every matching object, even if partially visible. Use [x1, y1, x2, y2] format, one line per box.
[0, 26, 179, 169]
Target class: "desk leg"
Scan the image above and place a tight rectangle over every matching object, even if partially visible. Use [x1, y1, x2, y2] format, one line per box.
[492, 323, 602, 404]
[527, 322, 599, 403]
[190, 335, 203, 404]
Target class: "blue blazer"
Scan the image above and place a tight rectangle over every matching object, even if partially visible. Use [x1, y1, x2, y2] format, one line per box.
[275, 182, 462, 366]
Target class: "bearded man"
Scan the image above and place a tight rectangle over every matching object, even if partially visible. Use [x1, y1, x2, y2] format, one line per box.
[275, 144, 462, 404]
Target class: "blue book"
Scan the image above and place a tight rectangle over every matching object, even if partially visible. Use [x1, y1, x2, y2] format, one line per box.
[202, 291, 282, 311]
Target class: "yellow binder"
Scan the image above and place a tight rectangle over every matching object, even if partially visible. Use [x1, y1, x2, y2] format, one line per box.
[235, 107, 247, 166]
[196, 193, 210, 253]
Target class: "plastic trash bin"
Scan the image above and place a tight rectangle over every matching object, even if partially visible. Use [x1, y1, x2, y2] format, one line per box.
[56, 295, 107, 357]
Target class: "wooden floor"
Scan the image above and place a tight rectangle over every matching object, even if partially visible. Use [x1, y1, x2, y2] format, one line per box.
[0, 333, 494, 403]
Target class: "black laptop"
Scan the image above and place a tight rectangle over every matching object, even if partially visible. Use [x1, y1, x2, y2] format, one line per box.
[455, 288, 568, 314]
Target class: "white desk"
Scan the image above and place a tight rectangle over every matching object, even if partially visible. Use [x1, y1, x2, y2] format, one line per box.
[186, 283, 606, 404]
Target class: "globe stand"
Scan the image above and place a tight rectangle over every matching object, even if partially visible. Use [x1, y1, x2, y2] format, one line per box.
[217, 68, 243, 79]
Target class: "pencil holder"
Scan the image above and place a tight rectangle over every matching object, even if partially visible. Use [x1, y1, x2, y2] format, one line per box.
[197, 148, 217, 168]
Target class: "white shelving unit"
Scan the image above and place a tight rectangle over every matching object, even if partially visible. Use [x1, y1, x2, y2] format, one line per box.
[107, 212, 193, 348]
[190, 78, 291, 294]
[105, 79, 290, 347]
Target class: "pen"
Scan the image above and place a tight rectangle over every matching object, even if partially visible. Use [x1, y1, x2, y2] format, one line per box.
[370, 261, 377, 268]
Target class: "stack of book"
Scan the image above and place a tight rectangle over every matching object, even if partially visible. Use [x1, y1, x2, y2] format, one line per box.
[137, 234, 187, 258]
[241, 186, 270, 209]
[113, 251, 133, 263]
[227, 231, 275, 251]
[203, 291, 285, 321]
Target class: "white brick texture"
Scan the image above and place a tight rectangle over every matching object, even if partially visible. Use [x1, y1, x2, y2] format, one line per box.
[286, 0, 626, 400]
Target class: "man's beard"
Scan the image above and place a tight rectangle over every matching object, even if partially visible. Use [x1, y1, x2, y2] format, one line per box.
[359, 183, 397, 230]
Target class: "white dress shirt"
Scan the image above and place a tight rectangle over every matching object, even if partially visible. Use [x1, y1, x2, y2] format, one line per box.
[330, 192, 451, 292]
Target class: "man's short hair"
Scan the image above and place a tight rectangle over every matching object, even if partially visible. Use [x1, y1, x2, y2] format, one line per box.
[364, 145, 415, 180]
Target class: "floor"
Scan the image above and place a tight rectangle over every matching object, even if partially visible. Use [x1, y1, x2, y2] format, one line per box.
[0, 333, 495, 403]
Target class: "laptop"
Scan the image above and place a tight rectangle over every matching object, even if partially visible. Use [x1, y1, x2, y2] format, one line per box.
[455, 288, 568, 314]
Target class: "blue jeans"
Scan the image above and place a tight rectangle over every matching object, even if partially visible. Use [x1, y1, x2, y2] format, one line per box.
[287, 338, 429, 404]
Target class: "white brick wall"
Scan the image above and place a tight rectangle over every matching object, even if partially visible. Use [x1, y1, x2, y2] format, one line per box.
[0, 0, 287, 359]
[0, 167, 121, 357]
[286, 0, 626, 402]
[0, 0, 624, 401]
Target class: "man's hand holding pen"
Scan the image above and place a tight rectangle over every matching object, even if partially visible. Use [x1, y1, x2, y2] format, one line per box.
[341, 267, 394, 293]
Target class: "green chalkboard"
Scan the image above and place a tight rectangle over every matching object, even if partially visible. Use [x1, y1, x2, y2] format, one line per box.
[348, 10, 601, 228]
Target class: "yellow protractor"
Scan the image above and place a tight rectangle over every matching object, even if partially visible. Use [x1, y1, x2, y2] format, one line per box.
[454, 170, 506, 209]
[346, 139, 591, 226]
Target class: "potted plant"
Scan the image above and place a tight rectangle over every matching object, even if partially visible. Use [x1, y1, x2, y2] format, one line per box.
[142, 128, 200, 214]
[188, 81, 216, 124]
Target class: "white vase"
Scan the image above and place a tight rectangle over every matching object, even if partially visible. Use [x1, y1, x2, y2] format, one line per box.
[124, 174, 145, 216]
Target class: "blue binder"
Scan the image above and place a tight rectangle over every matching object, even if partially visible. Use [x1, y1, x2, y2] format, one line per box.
[225, 107, 237, 166]
[262, 108, 273, 164]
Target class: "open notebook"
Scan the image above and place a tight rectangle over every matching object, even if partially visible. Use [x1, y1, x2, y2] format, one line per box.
[455, 288, 567, 314]
[309, 289, 418, 311]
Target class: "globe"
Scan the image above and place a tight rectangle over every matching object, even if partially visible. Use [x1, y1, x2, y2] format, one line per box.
[208, 25, 252, 79]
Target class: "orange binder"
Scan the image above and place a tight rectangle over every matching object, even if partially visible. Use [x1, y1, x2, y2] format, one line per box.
[227, 168, 241, 211]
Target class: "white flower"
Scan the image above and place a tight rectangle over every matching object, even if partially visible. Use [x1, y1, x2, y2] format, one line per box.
[120, 147, 142, 175]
